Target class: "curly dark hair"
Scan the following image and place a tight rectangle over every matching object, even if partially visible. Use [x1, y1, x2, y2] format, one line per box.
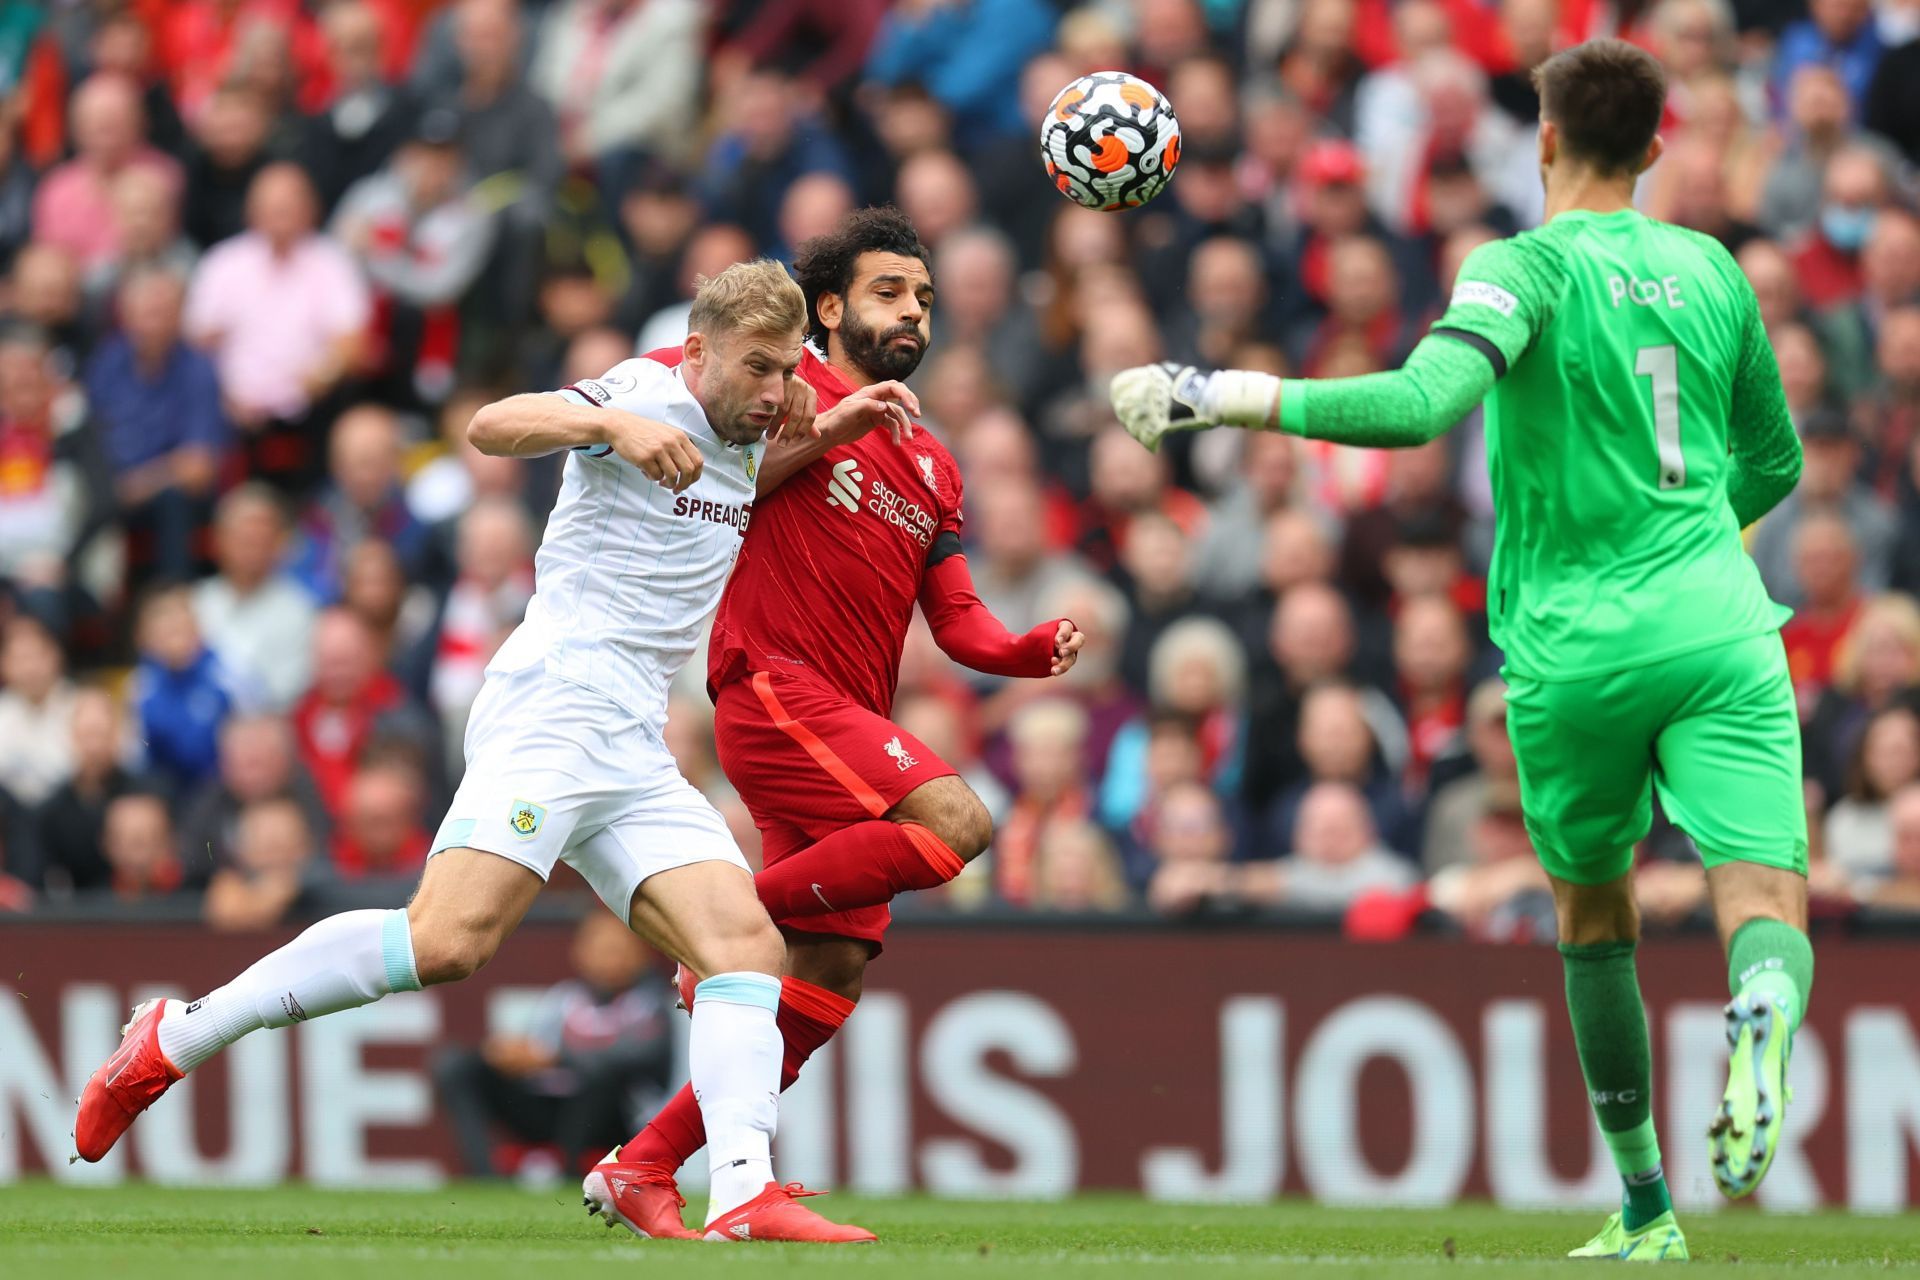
[790, 205, 931, 349]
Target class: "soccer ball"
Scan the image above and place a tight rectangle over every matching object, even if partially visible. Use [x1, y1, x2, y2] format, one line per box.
[1040, 71, 1181, 212]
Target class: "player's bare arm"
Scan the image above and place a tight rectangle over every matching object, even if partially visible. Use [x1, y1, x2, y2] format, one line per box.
[755, 380, 921, 495]
[467, 392, 706, 492]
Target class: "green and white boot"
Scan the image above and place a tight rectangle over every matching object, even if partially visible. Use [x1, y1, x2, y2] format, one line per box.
[1709, 991, 1793, 1199]
[1568, 1209, 1689, 1261]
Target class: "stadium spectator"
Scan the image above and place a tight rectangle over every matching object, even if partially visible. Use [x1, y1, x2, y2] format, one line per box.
[1272, 781, 1420, 912]
[1791, 145, 1896, 311]
[202, 797, 325, 931]
[1028, 817, 1132, 912]
[698, 65, 853, 256]
[1190, 432, 1301, 598]
[1806, 593, 1920, 800]
[159, 0, 329, 126]
[178, 712, 330, 884]
[1868, 782, 1920, 908]
[0, 616, 78, 806]
[431, 912, 674, 1181]
[1813, 212, 1920, 401]
[332, 109, 494, 406]
[185, 162, 370, 484]
[26, 687, 143, 896]
[631, 222, 755, 356]
[1268, 681, 1412, 856]
[301, 1, 416, 214]
[0, 122, 37, 276]
[192, 484, 318, 709]
[97, 790, 183, 902]
[1018, 574, 1139, 784]
[180, 85, 276, 251]
[1865, 308, 1920, 504]
[329, 755, 430, 882]
[1865, 25, 1920, 166]
[407, 388, 511, 527]
[1773, 0, 1884, 111]
[1754, 413, 1894, 605]
[33, 73, 182, 272]
[84, 165, 198, 324]
[10, 243, 90, 379]
[1102, 616, 1247, 839]
[289, 403, 427, 601]
[1421, 678, 1518, 871]
[437, 0, 560, 202]
[1077, 426, 1207, 571]
[339, 537, 439, 699]
[0, 323, 109, 626]
[1759, 68, 1863, 242]
[963, 475, 1090, 664]
[1102, 709, 1209, 887]
[925, 226, 1042, 407]
[531, 0, 704, 174]
[291, 606, 438, 817]
[1779, 513, 1870, 703]
[865, 0, 1057, 145]
[1144, 779, 1244, 916]
[1825, 703, 1920, 884]
[130, 584, 240, 793]
[1243, 582, 1378, 813]
[429, 498, 534, 755]
[86, 267, 226, 581]
[1741, 239, 1806, 336]
[1391, 595, 1472, 792]
[994, 697, 1095, 907]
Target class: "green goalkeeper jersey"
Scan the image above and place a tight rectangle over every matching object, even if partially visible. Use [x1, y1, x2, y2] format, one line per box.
[1404, 209, 1793, 681]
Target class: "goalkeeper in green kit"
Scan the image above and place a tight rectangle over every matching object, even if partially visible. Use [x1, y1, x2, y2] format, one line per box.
[1113, 39, 1809, 1262]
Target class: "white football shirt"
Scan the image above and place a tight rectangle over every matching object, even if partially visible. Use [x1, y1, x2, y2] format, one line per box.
[486, 358, 762, 724]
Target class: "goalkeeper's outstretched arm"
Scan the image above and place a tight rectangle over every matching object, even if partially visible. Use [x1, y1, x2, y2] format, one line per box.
[1110, 334, 1497, 452]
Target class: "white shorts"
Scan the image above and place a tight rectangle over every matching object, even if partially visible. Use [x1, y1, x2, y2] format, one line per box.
[429, 665, 747, 919]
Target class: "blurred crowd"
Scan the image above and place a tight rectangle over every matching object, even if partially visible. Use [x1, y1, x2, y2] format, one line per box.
[3, 0, 1920, 941]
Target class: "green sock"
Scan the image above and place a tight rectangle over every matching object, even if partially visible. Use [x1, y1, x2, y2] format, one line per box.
[1560, 941, 1671, 1231]
[1727, 917, 1814, 1035]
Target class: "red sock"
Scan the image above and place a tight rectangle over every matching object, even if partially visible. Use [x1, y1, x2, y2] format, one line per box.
[755, 820, 965, 919]
[618, 975, 856, 1166]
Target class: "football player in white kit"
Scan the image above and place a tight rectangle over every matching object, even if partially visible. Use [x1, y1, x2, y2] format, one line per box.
[75, 260, 917, 1244]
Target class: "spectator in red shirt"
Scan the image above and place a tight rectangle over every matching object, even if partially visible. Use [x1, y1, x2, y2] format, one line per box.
[1392, 594, 1471, 795]
[1781, 511, 1867, 707]
[1789, 144, 1895, 311]
[291, 606, 438, 818]
[330, 754, 430, 881]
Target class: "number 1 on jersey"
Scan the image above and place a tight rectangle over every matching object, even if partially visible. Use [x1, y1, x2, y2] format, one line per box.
[1635, 344, 1685, 490]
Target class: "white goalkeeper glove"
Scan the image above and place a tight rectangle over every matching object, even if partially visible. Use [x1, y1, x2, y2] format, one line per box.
[1109, 362, 1216, 452]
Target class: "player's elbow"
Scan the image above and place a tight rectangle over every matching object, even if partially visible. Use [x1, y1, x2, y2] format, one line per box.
[466, 400, 514, 456]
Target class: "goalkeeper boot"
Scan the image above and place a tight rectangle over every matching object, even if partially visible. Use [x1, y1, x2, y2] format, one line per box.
[1709, 990, 1794, 1198]
[703, 1182, 876, 1244]
[583, 1149, 698, 1240]
[75, 998, 183, 1162]
[1568, 1209, 1689, 1261]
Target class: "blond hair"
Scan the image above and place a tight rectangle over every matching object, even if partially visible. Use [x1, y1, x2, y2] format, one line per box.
[1834, 592, 1920, 695]
[686, 258, 806, 342]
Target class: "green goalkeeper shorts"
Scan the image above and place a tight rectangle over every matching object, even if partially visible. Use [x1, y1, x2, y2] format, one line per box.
[1503, 631, 1809, 885]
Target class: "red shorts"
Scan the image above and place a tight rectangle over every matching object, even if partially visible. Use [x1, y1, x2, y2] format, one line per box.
[713, 669, 957, 949]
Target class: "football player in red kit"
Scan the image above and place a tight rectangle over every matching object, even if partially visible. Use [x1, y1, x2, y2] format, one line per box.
[583, 209, 1084, 1240]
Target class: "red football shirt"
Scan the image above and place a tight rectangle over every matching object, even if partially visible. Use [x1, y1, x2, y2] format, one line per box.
[645, 347, 966, 713]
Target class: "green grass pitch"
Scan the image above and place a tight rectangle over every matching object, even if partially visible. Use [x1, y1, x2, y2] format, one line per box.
[3, 1181, 1918, 1278]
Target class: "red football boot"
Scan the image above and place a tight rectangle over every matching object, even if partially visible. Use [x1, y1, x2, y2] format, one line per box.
[702, 1182, 877, 1244]
[75, 999, 183, 1162]
[582, 1152, 699, 1240]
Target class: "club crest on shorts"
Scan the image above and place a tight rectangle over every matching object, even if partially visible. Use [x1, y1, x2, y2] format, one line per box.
[884, 736, 918, 771]
[509, 799, 546, 839]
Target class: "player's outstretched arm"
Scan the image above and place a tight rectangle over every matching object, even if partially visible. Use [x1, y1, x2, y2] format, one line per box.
[1111, 335, 1496, 453]
[754, 381, 921, 496]
[467, 392, 705, 492]
[917, 541, 1083, 678]
[1725, 296, 1803, 529]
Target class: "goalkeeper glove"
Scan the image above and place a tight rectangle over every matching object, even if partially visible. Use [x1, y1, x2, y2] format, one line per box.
[1108, 362, 1216, 451]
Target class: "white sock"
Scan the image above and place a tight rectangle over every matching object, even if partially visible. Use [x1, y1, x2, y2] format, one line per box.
[157, 909, 421, 1073]
[689, 971, 782, 1224]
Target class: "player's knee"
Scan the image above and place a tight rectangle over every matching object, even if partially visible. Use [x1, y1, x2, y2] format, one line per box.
[904, 780, 993, 863]
[407, 908, 504, 985]
[692, 909, 786, 980]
